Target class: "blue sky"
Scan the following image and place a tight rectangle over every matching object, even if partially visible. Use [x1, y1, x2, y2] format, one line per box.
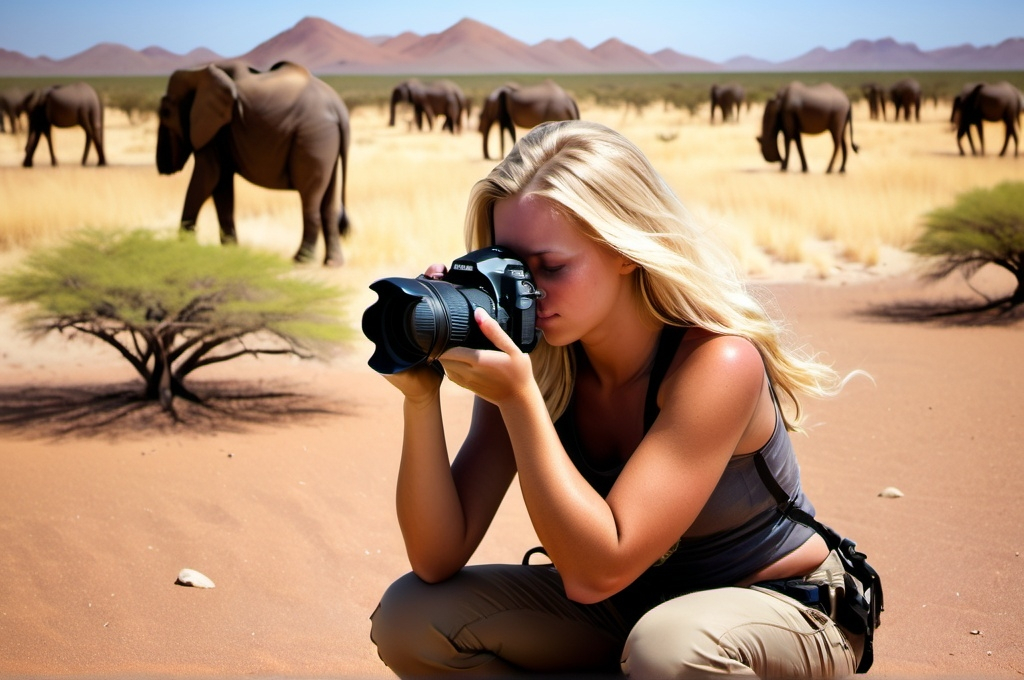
[2, 0, 1021, 64]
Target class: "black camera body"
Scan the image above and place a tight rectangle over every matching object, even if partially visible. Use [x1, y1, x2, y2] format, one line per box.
[362, 246, 542, 374]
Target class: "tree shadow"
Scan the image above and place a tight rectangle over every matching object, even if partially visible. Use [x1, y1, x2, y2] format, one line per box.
[859, 294, 1024, 327]
[0, 378, 356, 440]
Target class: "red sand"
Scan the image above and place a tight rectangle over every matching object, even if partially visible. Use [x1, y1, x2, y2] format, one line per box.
[1, 270, 1022, 678]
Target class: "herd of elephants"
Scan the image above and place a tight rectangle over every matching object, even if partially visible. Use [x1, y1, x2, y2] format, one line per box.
[0, 61, 1021, 266]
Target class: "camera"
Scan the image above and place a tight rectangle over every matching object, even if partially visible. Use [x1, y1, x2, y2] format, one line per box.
[361, 246, 543, 374]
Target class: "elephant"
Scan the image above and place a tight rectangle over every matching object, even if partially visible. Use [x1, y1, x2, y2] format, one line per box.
[757, 81, 859, 174]
[388, 79, 470, 133]
[0, 87, 26, 133]
[889, 78, 922, 122]
[157, 60, 351, 266]
[951, 81, 1020, 157]
[710, 83, 745, 124]
[861, 82, 887, 120]
[479, 80, 580, 160]
[22, 82, 106, 167]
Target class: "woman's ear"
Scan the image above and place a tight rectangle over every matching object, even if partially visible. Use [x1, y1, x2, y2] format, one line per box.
[620, 259, 639, 275]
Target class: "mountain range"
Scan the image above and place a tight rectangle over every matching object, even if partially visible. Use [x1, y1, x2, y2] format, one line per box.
[2, 16, 1023, 77]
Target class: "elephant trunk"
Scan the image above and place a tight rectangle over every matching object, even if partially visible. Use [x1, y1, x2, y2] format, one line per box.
[156, 124, 191, 174]
[389, 89, 405, 127]
[758, 100, 782, 163]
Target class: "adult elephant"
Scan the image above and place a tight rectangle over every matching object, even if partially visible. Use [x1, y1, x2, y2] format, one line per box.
[889, 78, 921, 122]
[952, 81, 1020, 157]
[479, 80, 579, 160]
[157, 60, 351, 266]
[757, 81, 859, 174]
[861, 82, 887, 120]
[389, 79, 469, 133]
[0, 87, 26, 133]
[709, 83, 745, 124]
[22, 82, 106, 167]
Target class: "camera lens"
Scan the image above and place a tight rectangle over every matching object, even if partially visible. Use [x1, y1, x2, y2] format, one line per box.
[362, 246, 539, 375]
[362, 278, 495, 374]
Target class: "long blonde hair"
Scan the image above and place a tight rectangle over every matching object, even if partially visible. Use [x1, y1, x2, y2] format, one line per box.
[465, 120, 845, 431]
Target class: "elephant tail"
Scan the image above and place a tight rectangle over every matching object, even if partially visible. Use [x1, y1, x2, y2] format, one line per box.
[847, 108, 860, 154]
[338, 118, 350, 237]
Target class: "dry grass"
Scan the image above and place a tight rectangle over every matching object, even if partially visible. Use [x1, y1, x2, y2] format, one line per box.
[1, 100, 1021, 306]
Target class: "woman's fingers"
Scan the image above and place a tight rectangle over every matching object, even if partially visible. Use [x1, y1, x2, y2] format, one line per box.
[423, 263, 447, 280]
[473, 307, 519, 355]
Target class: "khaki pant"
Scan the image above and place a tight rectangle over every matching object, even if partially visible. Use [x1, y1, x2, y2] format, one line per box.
[370, 558, 862, 678]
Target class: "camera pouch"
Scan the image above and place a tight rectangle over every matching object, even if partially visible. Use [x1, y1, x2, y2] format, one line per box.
[754, 453, 883, 674]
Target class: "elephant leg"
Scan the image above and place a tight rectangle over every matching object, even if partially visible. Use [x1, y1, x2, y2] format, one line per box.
[211, 172, 237, 245]
[792, 133, 809, 172]
[90, 119, 107, 166]
[180, 160, 221, 234]
[826, 131, 845, 174]
[318, 167, 343, 267]
[44, 130, 57, 166]
[81, 132, 93, 166]
[295, 202, 323, 264]
[23, 131, 40, 167]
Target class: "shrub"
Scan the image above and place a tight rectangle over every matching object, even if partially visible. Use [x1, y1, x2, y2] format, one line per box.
[911, 181, 1024, 310]
[0, 229, 351, 413]
[104, 87, 161, 124]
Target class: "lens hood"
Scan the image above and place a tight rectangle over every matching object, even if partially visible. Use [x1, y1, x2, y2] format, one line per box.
[362, 246, 541, 375]
[363, 277, 446, 374]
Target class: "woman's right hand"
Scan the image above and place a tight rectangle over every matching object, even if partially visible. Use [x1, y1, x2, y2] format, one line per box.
[379, 262, 448, 402]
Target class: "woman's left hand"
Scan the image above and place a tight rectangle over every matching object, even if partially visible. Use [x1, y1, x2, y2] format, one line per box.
[440, 307, 535, 407]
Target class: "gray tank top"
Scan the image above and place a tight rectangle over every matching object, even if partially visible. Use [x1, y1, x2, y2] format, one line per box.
[554, 326, 816, 620]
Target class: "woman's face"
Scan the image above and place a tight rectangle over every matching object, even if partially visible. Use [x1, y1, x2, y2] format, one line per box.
[493, 193, 635, 347]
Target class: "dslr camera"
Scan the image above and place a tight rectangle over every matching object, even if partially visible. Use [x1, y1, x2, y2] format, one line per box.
[362, 246, 543, 374]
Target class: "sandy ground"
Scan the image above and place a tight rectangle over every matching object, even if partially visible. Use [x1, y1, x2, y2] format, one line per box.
[1, 260, 1022, 679]
[1, 100, 1023, 678]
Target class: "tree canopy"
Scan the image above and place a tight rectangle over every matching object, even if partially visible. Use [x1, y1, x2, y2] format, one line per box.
[0, 228, 351, 413]
[911, 181, 1024, 311]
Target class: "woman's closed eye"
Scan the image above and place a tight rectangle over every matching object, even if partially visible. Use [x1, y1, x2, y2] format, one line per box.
[540, 264, 565, 274]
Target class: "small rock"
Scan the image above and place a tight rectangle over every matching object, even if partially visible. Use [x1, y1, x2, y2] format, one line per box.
[878, 486, 904, 498]
[971, 630, 981, 635]
[175, 568, 215, 588]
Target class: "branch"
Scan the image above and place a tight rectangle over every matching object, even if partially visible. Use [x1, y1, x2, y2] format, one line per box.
[175, 331, 314, 379]
[59, 320, 150, 379]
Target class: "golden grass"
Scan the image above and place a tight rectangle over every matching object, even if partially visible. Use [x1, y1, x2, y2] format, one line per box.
[1, 100, 1021, 301]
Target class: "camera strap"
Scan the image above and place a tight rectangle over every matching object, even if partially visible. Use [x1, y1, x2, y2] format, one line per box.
[753, 452, 883, 673]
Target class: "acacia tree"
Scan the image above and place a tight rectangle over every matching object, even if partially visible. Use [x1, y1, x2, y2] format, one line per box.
[911, 181, 1024, 313]
[0, 229, 350, 412]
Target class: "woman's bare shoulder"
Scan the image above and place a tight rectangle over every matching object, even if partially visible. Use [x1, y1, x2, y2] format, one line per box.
[662, 330, 765, 408]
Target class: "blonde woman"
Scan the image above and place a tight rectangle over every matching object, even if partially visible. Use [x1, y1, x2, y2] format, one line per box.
[370, 120, 878, 678]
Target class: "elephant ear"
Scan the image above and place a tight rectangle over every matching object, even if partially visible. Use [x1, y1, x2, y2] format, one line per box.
[22, 88, 48, 113]
[190, 64, 238, 149]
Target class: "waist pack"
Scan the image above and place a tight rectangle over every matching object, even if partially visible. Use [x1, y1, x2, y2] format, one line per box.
[754, 453, 883, 673]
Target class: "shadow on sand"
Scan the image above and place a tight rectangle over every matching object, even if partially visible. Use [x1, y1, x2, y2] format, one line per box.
[859, 293, 1024, 327]
[0, 378, 353, 439]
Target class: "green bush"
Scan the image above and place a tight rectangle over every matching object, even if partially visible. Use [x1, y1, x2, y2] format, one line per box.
[912, 181, 1024, 309]
[0, 229, 351, 413]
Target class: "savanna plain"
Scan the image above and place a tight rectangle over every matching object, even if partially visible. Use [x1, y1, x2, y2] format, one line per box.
[0, 78, 1022, 678]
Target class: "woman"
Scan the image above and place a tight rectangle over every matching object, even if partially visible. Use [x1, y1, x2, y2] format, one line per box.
[370, 120, 873, 677]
